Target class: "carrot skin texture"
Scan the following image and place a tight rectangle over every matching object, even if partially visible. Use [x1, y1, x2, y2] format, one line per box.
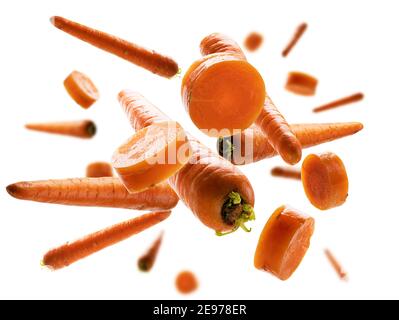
[138, 232, 163, 272]
[220, 122, 363, 165]
[255, 96, 302, 165]
[282, 23, 308, 57]
[86, 162, 113, 178]
[271, 167, 301, 180]
[25, 120, 96, 139]
[51, 16, 179, 78]
[118, 90, 255, 233]
[6, 177, 178, 210]
[43, 210, 171, 270]
[313, 92, 364, 113]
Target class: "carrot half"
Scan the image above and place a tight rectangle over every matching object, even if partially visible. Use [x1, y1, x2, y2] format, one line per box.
[271, 166, 301, 180]
[138, 232, 163, 272]
[313, 92, 364, 113]
[42, 210, 171, 270]
[282, 23, 308, 57]
[64, 70, 99, 109]
[324, 249, 348, 281]
[6, 177, 178, 211]
[50, 16, 179, 78]
[255, 96, 302, 164]
[86, 162, 113, 178]
[218, 122, 363, 165]
[25, 120, 96, 139]
[118, 90, 255, 235]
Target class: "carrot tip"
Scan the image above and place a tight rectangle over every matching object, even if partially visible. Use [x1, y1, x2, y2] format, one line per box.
[49, 16, 56, 26]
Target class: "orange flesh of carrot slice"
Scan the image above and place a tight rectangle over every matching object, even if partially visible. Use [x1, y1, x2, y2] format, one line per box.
[254, 205, 315, 280]
[183, 55, 265, 136]
[285, 71, 318, 96]
[175, 271, 198, 294]
[112, 121, 191, 193]
[64, 71, 99, 108]
[301, 152, 348, 210]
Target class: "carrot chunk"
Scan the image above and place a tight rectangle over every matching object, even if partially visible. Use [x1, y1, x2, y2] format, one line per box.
[64, 70, 99, 109]
[285, 71, 318, 96]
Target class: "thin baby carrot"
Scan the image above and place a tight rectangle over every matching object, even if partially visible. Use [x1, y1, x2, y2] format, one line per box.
[324, 249, 348, 281]
[118, 90, 255, 235]
[313, 92, 364, 113]
[86, 162, 113, 178]
[271, 166, 301, 180]
[6, 177, 178, 210]
[25, 120, 96, 139]
[218, 122, 363, 165]
[42, 210, 171, 270]
[64, 70, 99, 109]
[244, 32, 264, 52]
[282, 23, 308, 57]
[50, 16, 179, 78]
[137, 232, 163, 272]
[175, 271, 198, 294]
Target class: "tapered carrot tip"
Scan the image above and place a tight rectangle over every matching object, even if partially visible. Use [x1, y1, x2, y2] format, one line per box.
[278, 135, 302, 165]
[6, 182, 28, 199]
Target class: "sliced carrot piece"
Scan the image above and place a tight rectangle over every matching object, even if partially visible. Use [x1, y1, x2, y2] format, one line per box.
[301, 152, 348, 210]
[285, 71, 318, 96]
[86, 162, 113, 178]
[64, 71, 99, 108]
[182, 54, 265, 136]
[244, 32, 264, 52]
[175, 271, 198, 294]
[112, 121, 191, 193]
[254, 205, 315, 281]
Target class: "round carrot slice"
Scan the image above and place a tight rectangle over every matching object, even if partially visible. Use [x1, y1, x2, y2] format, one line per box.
[182, 54, 265, 137]
[175, 271, 198, 294]
[254, 205, 315, 281]
[244, 32, 264, 52]
[285, 71, 318, 96]
[64, 70, 99, 109]
[112, 121, 191, 193]
[301, 152, 348, 210]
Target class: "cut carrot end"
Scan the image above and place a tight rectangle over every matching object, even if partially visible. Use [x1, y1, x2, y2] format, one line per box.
[285, 72, 318, 96]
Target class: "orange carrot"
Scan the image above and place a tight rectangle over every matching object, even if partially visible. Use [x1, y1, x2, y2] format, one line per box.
[25, 120, 96, 139]
[271, 166, 301, 180]
[182, 33, 265, 136]
[42, 210, 171, 270]
[112, 121, 191, 193]
[50, 16, 179, 78]
[6, 177, 178, 210]
[118, 90, 255, 235]
[218, 122, 363, 165]
[282, 23, 308, 57]
[302, 152, 348, 210]
[86, 162, 113, 178]
[324, 249, 348, 281]
[285, 71, 318, 96]
[313, 92, 364, 113]
[64, 70, 99, 109]
[137, 232, 163, 272]
[254, 205, 315, 280]
[175, 271, 198, 294]
[244, 31, 264, 52]
[255, 96, 302, 165]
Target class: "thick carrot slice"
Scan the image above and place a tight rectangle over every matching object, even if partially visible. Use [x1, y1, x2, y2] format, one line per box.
[271, 166, 301, 180]
[254, 205, 315, 281]
[25, 120, 96, 139]
[285, 71, 318, 96]
[51, 16, 179, 78]
[175, 271, 198, 294]
[118, 90, 255, 234]
[86, 162, 113, 178]
[218, 122, 363, 165]
[244, 32, 264, 52]
[42, 210, 171, 270]
[137, 232, 163, 272]
[301, 152, 348, 210]
[112, 121, 191, 193]
[64, 70, 99, 108]
[6, 177, 178, 210]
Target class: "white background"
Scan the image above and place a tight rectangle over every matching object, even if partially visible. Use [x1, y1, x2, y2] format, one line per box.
[1, 0, 398, 300]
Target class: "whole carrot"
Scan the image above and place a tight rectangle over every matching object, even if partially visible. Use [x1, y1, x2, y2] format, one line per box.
[50, 16, 179, 78]
[43, 210, 171, 270]
[137, 232, 163, 272]
[313, 92, 364, 113]
[25, 120, 96, 139]
[324, 249, 348, 281]
[6, 177, 178, 210]
[282, 23, 308, 57]
[118, 90, 255, 235]
[218, 122, 363, 165]
[271, 167, 301, 180]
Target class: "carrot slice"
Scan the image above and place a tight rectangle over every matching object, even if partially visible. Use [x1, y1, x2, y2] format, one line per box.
[64, 70, 99, 108]
[175, 271, 198, 294]
[285, 71, 318, 96]
[301, 152, 348, 210]
[86, 162, 113, 178]
[112, 121, 191, 193]
[254, 205, 315, 280]
[244, 32, 264, 52]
